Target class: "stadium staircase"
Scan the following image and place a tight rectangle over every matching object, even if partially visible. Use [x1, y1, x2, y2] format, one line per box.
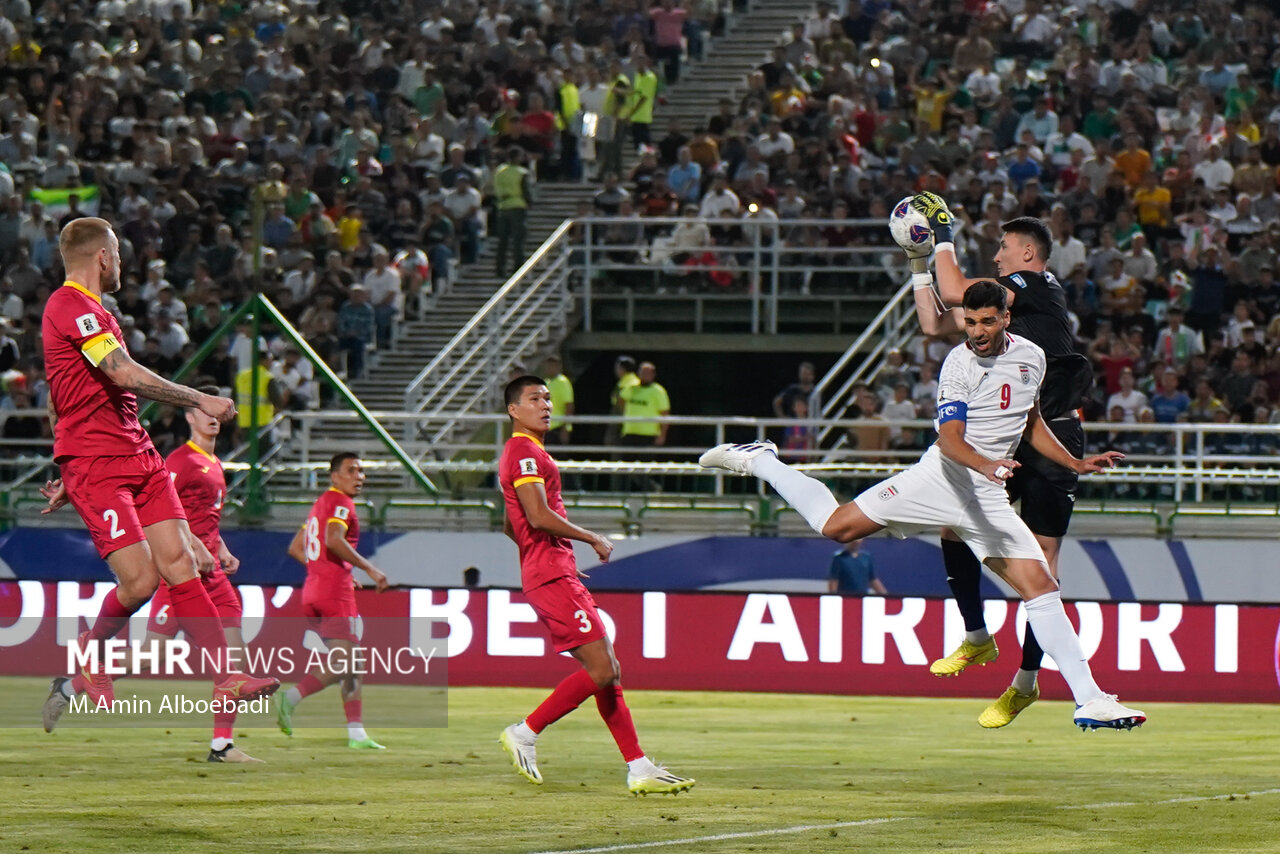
[277, 1, 810, 487]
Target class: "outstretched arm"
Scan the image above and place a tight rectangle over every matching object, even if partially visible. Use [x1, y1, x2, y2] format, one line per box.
[98, 348, 236, 421]
[1023, 400, 1124, 473]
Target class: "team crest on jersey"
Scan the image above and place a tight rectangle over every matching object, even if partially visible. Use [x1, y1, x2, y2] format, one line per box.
[1008, 273, 1027, 289]
[1019, 365, 1030, 384]
[519, 458, 538, 476]
[879, 485, 898, 500]
[334, 506, 350, 520]
[75, 313, 101, 336]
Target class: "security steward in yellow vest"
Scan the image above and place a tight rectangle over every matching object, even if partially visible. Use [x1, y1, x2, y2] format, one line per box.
[493, 146, 532, 279]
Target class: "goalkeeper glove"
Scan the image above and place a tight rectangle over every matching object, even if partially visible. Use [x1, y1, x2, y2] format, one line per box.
[910, 191, 954, 246]
[908, 254, 933, 290]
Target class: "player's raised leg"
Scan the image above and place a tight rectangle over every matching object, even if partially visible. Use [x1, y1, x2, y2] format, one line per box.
[699, 440, 885, 543]
[983, 555, 1144, 731]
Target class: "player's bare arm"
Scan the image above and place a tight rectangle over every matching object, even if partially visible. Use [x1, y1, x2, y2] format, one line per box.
[218, 537, 240, 574]
[913, 285, 965, 336]
[935, 419, 1019, 486]
[1023, 401, 1124, 475]
[324, 520, 389, 591]
[503, 512, 516, 543]
[97, 348, 237, 421]
[515, 481, 613, 564]
[287, 526, 307, 564]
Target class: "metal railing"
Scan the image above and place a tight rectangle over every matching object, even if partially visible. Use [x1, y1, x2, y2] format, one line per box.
[402, 219, 576, 414]
[278, 411, 1280, 501]
[576, 215, 904, 334]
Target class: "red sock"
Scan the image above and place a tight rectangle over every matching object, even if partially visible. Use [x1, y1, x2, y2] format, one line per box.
[344, 698, 362, 724]
[296, 673, 326, 700]
[167, 578, 230, 680]
[595, 683, 643, 762]
[87, 587, 136, 642]
[526, 669, 599, 734]
[213, 708, 236, 742]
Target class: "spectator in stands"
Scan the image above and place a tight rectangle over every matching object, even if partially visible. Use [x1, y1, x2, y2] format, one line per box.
[1149, 371, 1191, 424]
[363, 249, 402, 351]
[1106, 367, 1148, 424]
[337, 285, 376, 381]
[772, 361, 816, 419]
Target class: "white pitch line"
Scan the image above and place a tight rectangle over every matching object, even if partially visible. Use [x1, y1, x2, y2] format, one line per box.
[529, 817, 905, 854]
[1059, 788, 1280, 810]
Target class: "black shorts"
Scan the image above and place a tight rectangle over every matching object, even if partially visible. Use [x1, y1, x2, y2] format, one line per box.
[1007, 417, 1082, 538]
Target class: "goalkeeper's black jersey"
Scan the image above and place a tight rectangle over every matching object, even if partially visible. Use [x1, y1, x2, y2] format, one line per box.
[996, 269, 1091, 419]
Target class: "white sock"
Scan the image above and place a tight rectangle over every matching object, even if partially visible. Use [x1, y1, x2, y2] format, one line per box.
[514, 720, 537, 742]
[627, 755, 656, 775]
[285, 687, 302, 705]
[211, 737, 232, 751]
[1011, 668, 1038, 695]
[60, 680, 76, 700]
[348, 723, 368, 741]
[753, 453, 840, 535]
[1023, 591, 1103, 706]
[965, 629, 991, 645]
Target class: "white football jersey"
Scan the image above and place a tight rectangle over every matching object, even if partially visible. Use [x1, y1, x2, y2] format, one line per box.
[934, 333, 1046, 462]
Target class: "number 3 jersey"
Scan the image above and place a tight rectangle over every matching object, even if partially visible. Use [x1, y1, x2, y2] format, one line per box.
[303, 488, 360, 598]
[499, 431, 577, 592]
[165, 441, 225, 558]
[935, 333, 1046, 469]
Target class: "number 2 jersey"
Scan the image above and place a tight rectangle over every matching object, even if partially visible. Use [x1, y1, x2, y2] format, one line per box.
[165, 441, 225, 559]
[499, 431, 577, 592]
[303, 488, 360, 601]
[43, 281, 152, 461]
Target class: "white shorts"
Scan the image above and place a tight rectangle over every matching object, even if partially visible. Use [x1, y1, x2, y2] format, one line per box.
[852, 446, 1046, 564]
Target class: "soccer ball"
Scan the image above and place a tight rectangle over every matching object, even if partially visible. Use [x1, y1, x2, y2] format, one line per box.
[888, 196, 934, 253]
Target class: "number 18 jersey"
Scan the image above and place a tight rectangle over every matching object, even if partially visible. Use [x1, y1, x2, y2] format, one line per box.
[302, 488, 360, 600]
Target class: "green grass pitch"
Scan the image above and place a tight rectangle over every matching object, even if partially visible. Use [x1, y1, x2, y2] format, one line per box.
[2, 679, 1278, 853]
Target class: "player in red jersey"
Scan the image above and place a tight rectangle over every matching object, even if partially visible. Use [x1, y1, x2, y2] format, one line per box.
[277, 452, 390, 749]
[37, 218, 277, 730]
[45, 387, 265, 763]
[497, 375, 694, 795]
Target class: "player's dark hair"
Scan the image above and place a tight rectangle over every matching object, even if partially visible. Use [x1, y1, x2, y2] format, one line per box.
[963, 281, 1008, 312]
[1001, 216, 1052, 261]
[504, 375, 546, 408]
[330, 451, 359, 473]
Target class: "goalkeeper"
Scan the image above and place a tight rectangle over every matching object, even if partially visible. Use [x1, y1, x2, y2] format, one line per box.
[897, 193, 1096, 729]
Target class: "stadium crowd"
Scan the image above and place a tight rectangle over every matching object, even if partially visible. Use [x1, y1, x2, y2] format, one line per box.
[576, 0, 1280, 453]
[1, 0, 1279, 459]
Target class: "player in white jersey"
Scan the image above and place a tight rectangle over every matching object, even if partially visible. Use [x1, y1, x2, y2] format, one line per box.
[701, 282, 1146, 731]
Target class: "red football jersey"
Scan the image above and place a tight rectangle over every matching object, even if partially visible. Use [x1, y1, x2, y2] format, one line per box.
[499, 431, 576, 591]
[302, 488, 360, 594]
[43, 281, 152, 461]
[165, 441, 225, 557]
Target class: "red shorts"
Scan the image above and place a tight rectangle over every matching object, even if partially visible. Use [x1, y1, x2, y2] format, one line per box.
[525, 576, 607, 653]
[146, 570, 243, 638]
[303, 595, 360, 644]
[62, 450, 186, 559]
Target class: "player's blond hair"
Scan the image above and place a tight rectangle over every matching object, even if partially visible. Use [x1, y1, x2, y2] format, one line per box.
[59, 217, 115, 267]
